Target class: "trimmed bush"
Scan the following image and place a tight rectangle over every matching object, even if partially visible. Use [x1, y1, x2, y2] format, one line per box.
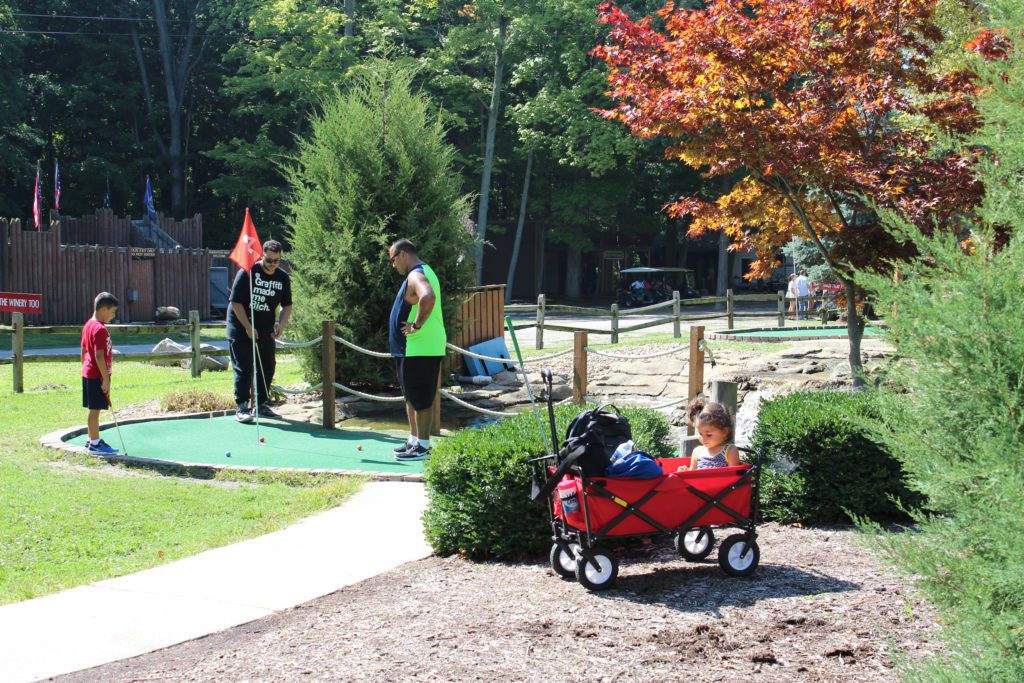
[750, 390, 921, 524]
[423, 404, 673, 560]
[160, 389, 236, 413]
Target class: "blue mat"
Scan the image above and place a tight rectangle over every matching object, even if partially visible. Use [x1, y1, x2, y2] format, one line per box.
[466, 337, 516, 376]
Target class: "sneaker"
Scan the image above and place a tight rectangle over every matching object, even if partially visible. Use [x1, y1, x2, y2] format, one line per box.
[395, 444, 431, 462]
[393, 441, 415, 455]
[257, 403, 280, 419]
[236, 404, 254, 424]
[87, 440, 120, 455]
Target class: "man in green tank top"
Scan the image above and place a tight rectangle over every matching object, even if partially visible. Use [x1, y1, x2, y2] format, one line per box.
[388, 239, 447, 461]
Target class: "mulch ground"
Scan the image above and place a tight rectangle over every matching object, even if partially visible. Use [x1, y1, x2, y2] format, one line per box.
[57, 523, 942, 682]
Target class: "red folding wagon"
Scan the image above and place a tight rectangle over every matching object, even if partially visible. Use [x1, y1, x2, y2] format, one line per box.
[530, 372, 764, 591]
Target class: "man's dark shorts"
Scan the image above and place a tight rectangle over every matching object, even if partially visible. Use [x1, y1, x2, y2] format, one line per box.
[82, 377, 109, 410]
[395, 356, 442, 411]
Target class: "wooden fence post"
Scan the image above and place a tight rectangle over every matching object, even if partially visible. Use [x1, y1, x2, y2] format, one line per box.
[726, 289, 735, 329]
[189, 310, 201, 378]
[573, 331, 588, 405]
[777, 290, 786, 327]
[535, 293, 545, 350]
[321, 320, 336, 429]
[12, 312, 24, 394]
[687, 325, 705, 436]
[821, 297, 829, 325]
[711, 380, 738, 417]
[610, 303, 620, 344]
[672, 290, 681, 338]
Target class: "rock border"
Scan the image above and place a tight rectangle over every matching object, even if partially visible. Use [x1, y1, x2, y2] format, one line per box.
[39, 410, 424, 482]
[708, 325, 863, 342]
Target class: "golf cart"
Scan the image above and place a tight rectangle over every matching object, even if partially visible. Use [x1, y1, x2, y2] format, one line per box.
[617, 267, 700, 308]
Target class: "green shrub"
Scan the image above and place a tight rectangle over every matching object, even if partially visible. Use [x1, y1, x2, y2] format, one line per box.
[160, 389, 236, 413]
[423, 404, 673, 560]
[750, 390, 921, 524]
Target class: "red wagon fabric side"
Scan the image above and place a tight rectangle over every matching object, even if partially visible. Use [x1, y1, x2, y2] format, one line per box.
[553, 463, 753, 536]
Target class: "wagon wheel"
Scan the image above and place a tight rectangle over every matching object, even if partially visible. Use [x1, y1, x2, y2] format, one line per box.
[549, 542, 580, 580]
[574, 546, 619, 591]
[674, 527, 715, 561]
[718, 534, 760, 577]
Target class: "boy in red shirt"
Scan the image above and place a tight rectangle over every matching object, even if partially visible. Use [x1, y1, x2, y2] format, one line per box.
[81, 292, 119, 454]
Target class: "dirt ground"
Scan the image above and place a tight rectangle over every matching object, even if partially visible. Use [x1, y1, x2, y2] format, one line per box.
[57, 523, 941, 683]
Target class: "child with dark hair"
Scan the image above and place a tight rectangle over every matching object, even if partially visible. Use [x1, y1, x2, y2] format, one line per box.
[680, 398, 740, 470]
[81, 292, 119, 454]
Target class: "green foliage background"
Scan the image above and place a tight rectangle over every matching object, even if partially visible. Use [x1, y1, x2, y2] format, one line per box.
[284, 59, 475, 385]
[857, 1, 1024, 679]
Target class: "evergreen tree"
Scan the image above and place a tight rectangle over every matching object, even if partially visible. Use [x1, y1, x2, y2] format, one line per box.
[285, 58, 475, 385]
[861, 1, 1024, 678]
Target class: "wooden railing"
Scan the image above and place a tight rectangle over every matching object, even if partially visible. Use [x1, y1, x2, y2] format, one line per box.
[1, 311, 240, 393]
[506, 290, 838, 348]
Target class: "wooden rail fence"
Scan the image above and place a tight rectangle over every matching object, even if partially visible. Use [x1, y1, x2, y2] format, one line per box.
[507, 290, 839, 347]
[0, 217, 210, 325]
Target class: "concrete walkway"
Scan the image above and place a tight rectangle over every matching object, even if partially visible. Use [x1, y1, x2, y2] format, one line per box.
[0, 481, 430, 683]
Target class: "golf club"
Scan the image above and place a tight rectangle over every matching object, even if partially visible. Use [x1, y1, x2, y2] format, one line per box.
[541, 367, 559, 454]
[504, 314, 548, 452]
[106, 394, 128, 456]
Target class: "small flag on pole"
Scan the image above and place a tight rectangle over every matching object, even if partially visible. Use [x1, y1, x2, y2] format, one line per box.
[229, 208, 264, 271]
[54, 160, 61, 211]
[143, 176, 157, 220]
[32, 162, 42, 229]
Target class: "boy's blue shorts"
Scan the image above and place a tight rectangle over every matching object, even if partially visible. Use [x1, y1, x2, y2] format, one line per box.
[82, 377, 109, 410]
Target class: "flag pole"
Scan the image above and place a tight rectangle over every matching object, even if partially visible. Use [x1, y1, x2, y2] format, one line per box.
[251, 264, 261, 443]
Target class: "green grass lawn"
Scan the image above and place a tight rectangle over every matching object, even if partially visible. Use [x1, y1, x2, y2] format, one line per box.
[0, 356, 363, 605]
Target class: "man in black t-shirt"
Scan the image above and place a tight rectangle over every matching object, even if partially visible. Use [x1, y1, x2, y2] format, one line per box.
[227, 240, 292, 423]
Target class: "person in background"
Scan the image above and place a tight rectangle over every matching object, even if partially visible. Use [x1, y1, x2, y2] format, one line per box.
[786, 274, 798, 319]
[795, 270, 810, 320]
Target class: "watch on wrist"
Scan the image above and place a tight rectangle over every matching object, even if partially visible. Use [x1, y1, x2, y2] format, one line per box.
[410, 321, 419, 330]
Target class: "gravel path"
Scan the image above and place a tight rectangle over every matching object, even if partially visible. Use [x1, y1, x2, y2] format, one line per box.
[58, 523, 940, 682]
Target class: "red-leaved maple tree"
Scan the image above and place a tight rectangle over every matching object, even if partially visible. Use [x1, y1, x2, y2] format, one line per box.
[593, 0, 983, 380]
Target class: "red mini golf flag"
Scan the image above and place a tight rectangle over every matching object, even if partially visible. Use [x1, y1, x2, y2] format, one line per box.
[32, 162, 42, 229]
[229, 208, 264, 271]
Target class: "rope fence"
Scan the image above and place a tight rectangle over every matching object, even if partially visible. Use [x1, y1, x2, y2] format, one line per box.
[2, 309, 718, 428]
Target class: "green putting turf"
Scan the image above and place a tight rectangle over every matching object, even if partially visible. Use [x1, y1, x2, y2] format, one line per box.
[70, 415, 424, 474]
[731, 326, 884, 338]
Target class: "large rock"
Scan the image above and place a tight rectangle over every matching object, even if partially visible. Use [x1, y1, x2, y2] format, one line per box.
[155, 306, 182, 322]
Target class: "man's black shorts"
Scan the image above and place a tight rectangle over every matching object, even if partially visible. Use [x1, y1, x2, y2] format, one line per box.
[82, 377, 109, 410]
[395, 356, 442, 411]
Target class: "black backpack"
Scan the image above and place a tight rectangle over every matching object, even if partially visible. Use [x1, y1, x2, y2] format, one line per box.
[532, 405, 632, 501]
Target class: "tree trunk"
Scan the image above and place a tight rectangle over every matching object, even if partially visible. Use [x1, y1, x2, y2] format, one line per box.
[843, 277, 866, 387]
[344, 0, 355, 38]
[505, 151, 534, 304]
[473, 16, 508, 283]
[565, 227, 582, 300]
[716, 229, 729, 307]
[535, 217, 546, 295]
[150, 0, 206, 214]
